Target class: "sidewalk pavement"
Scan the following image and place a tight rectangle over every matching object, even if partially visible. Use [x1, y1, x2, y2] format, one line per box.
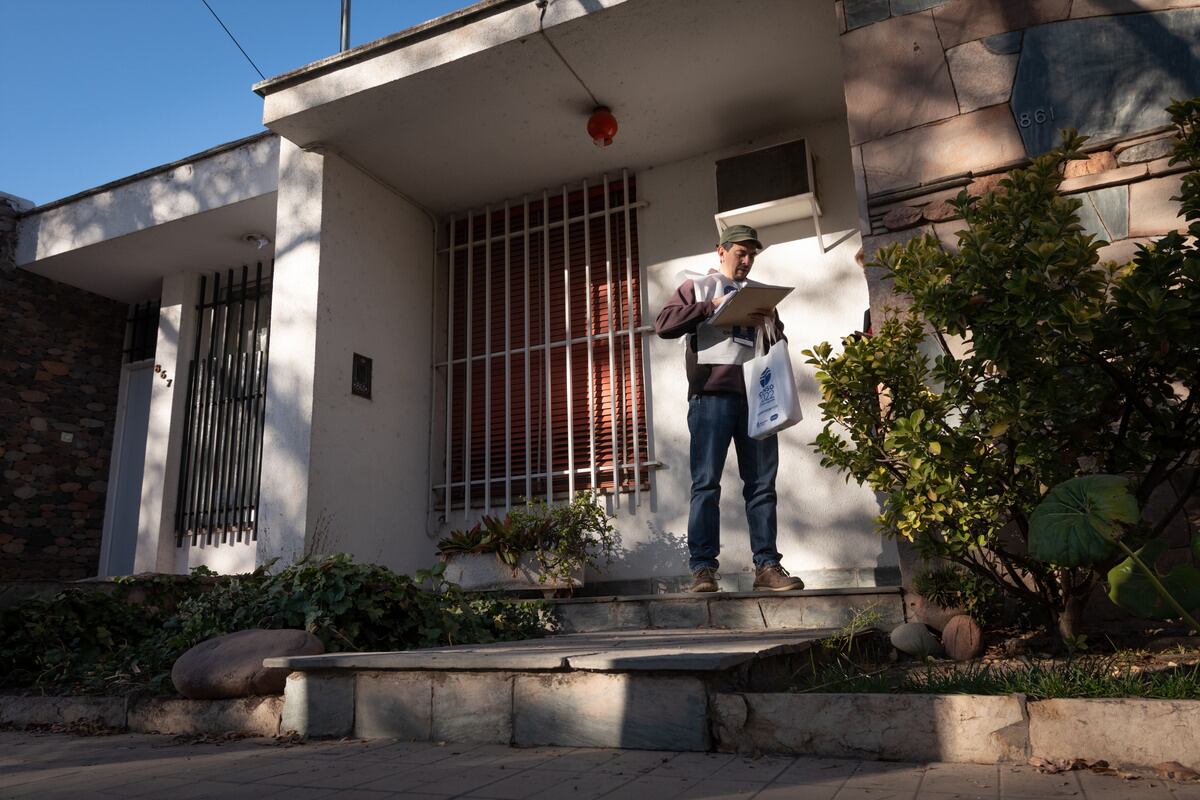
[2, 730, 1196, 800]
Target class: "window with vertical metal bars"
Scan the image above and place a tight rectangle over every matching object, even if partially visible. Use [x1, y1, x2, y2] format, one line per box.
[433, 172, 653, 516]
[124, 300, 160, 363]
[175, 263, 272, 546]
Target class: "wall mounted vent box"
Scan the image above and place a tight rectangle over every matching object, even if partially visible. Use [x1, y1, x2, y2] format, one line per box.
[714, 139, 822, 240]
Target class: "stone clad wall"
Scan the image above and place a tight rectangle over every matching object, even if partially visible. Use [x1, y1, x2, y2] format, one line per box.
[835, 0, 1200, 605]
[0, 194, 126, 580]
[837, 0, 1200, 276]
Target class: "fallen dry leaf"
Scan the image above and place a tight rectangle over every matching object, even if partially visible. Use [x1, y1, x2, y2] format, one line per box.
[1154, 761, 1200, 782]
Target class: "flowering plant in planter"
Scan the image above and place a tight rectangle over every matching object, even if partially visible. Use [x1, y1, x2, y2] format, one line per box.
[436, 492, 618, 589]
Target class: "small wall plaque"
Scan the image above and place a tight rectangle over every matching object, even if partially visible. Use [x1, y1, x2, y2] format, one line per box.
[352, 353, 372, 399]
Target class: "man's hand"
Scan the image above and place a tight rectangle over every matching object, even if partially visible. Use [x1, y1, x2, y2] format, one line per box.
[746, 307, 773, 326]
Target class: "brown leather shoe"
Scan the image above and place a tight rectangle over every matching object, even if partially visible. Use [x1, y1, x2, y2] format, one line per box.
[689, 568, 719, 593]
[753, 564, 804, 591]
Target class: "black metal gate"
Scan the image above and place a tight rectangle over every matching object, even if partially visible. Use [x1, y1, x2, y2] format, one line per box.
[175, 263, 272, 546]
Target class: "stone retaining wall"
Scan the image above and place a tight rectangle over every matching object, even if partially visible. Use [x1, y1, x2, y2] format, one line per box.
[1, 193, 126, 581]
[0, 694, 282, 737]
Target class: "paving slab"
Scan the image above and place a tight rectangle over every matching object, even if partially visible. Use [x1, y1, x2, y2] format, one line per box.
[0, 730, 1190, 799]
[267, 628, 828, 674]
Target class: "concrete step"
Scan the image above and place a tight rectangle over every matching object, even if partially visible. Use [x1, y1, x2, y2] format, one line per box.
[546, 586, 905, 633]
[269, 626, 864, 751]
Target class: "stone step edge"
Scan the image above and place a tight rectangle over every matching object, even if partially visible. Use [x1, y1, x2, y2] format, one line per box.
[0, 694, 281, 737]
[544, 586, 903, 605]
[713, 692, 1200, 770]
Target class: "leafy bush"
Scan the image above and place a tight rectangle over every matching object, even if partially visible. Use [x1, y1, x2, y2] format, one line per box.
[804, 98, 1200, 641]
[912, 565, 1001, 625]
[0, 555, 553, 695]
[1028, 474, 1200, 630]
[437, 492, 618, 585]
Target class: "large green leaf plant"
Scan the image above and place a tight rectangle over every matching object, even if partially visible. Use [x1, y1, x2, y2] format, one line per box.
[805, 99, 1200, 641]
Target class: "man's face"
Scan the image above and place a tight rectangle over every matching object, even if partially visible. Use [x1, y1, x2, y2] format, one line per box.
[718, 242, 757, 281]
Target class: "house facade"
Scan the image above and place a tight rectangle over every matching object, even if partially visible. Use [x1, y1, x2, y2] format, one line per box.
[6, 0, 1198, 589]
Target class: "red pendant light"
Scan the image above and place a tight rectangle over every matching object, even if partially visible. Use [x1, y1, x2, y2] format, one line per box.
[587, 106, 618, 147]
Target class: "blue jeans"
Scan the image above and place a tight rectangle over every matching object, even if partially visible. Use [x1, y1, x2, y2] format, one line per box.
[687, 392, 781, 573]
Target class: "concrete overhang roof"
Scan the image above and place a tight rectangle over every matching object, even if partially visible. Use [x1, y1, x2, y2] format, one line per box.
[256, 0, 846, 215]
[15, 133, 279, 303]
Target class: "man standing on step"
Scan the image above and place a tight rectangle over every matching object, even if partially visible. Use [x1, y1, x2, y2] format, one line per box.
[655, 224, 805, 594]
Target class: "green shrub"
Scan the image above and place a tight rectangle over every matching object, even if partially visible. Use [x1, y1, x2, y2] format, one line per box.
[912, 565, 1001, 626]
[0, 555, 553, 695]
[804, 98, 1200, 640]
[437, 492, 618, 585]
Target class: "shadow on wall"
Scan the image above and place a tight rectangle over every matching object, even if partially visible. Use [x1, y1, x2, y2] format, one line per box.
[602, 521, 689, 580]
[250, 143, 346, 572]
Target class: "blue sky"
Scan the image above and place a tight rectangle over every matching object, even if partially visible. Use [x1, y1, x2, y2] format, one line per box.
[2, 1, 466, 206]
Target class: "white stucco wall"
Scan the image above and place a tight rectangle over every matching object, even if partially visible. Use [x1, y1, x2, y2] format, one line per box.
[302, 155, 436, 574]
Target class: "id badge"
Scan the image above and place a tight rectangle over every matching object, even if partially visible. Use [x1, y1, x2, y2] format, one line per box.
[731, 326, 755, 348]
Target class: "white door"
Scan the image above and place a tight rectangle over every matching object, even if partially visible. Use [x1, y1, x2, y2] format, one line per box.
[100, 363, 153, 575]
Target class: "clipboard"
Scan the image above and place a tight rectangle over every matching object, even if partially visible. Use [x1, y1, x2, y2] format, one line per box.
[709, 283, 793, 328]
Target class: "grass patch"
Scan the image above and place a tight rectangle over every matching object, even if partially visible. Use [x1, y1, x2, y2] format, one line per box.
[794, 652, 1200, 700]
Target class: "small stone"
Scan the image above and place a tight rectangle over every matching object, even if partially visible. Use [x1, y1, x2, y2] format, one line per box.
[1117, 137, 1176, 166]
[2, 542, 26, 555]
[13, 486, 37, 500]
[59, 482, 82, 492]
[922, 199, 960, 222]
[172, 629, 325, 699]
[88, 481, 107, 492]
[942, 614, 984, 661]
[40, 361, 69, 376]
[1063, 151, 1117, 179]
[890, 622, 944, 658]
[882, 206, 924, 231]
[30, 417, 47, 431]
[20, 444, 42, 454]
[80, 418, 104, 429]
[18, 390, 48, 403]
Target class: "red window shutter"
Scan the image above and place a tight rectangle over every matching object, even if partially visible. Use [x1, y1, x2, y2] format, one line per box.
[440, 176, 648, 510]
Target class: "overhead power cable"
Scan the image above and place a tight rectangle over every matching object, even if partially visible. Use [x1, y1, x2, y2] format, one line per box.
[200, 0, 266, 81]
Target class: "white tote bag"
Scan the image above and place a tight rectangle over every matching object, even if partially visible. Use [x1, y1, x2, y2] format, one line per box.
[743, 329, 802, 440]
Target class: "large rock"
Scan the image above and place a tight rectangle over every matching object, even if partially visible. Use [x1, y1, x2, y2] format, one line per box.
[172, 628, 324, 699]
[942, 614, 984, 661]
[890, 622, 944, 658]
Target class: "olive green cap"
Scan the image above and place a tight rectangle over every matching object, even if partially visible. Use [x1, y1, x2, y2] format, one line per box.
[718, 224, 763, 251]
